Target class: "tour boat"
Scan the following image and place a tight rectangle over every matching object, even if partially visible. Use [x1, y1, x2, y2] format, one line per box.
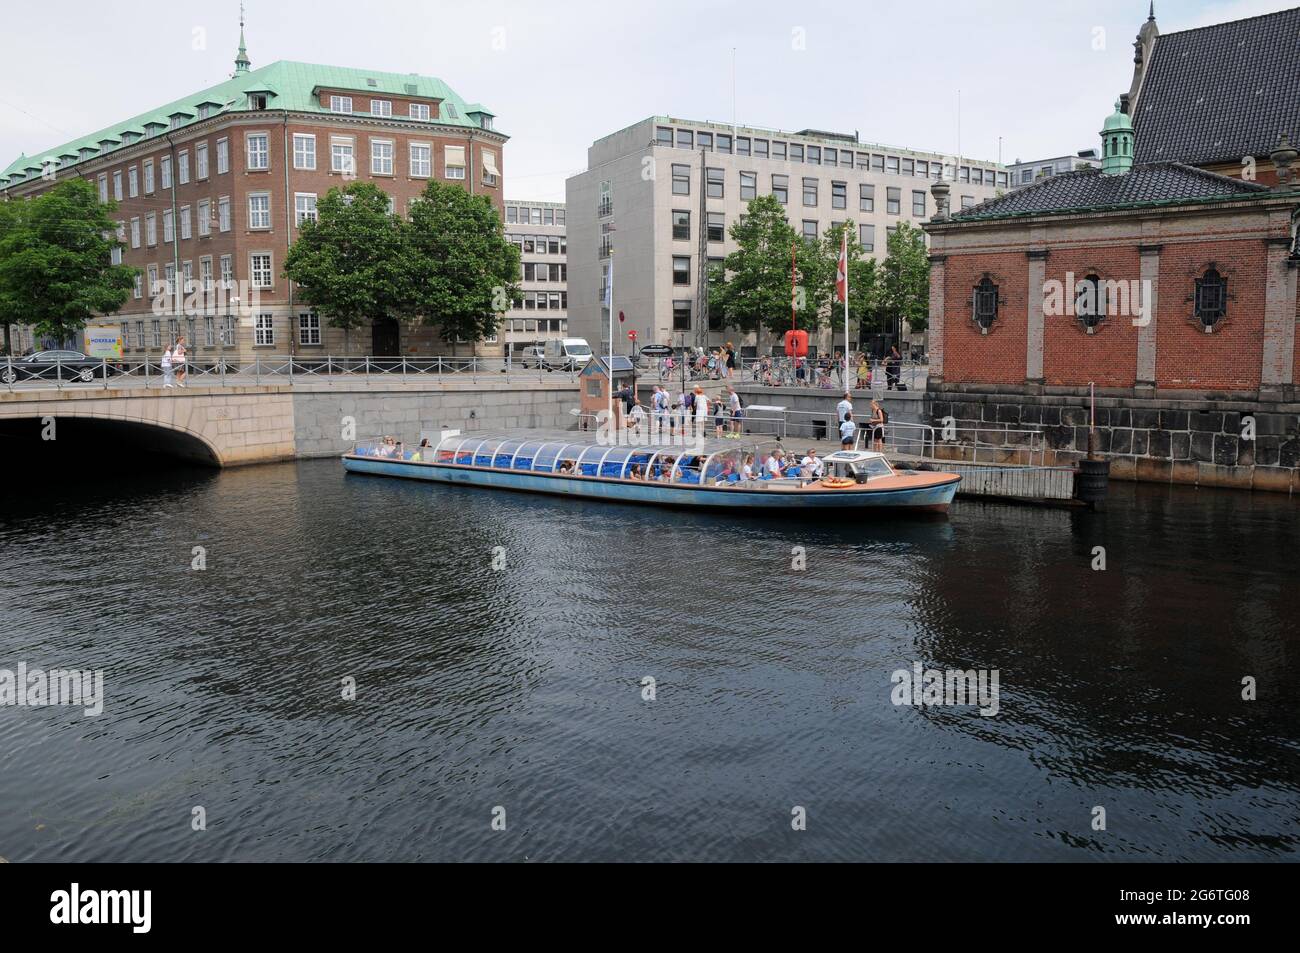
[342, 429, 960, 512]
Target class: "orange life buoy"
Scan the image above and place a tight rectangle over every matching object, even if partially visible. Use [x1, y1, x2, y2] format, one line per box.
[820, 477, 855, 489]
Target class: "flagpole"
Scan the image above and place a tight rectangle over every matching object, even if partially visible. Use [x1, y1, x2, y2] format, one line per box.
[844, 228, 850, 383]
[607, 250, 615, 430]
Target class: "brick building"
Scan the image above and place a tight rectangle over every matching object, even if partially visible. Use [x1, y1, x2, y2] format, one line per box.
[0, 25, 507, 359]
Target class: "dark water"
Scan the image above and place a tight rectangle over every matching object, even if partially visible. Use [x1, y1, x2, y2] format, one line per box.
[0, 458, 1297, 862]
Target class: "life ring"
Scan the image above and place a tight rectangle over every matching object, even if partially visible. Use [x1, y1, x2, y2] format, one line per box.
[820, 477, 855, 489]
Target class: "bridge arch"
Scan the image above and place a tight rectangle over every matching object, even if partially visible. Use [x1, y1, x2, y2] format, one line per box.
[0, 413, 222, 466]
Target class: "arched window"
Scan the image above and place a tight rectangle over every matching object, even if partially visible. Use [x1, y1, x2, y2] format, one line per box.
[972, 276, 999, 333]
[1194, 267, 1227, 330]
[1075, 274, 1105, 332]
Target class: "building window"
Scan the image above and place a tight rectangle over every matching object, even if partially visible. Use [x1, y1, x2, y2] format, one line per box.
[671, 163, 690, 195]
[218, 196, 231, 232]
[672, 300, 692, 331]
[179, 205, 192, 240]
[295, 193, 318, 226]
[331, 140, 356, 175]
[200, 256, 213, 290]
[961, 195, 975, 210]
[222, 314, 235, 346]
[698, 131, 713, 151]
[506, 206, 517, 224]
[859, 223, 875, 252]
[1194, 267, 1228, 330]
[216, 138, 229, 174]
[1075, 273, 1105, 332]
[128, 166, 138, 198]
[130, 217, 141, 248]
[973, 276, 999, 333]
[329, 95, 353, 113]
[676, 128, 693, 149]
[251, 253, 273, 288]
[143, 159, 155, 194]
[831, 181, 847, 210]
[802, 220, 818, 240]
[672, 256, 691, 285]
[220, 254, 233, 285]
[773, 141, 787, 160]
[802, 177, 818, 206]
[859, 183, 875, 212]
[444, 145, 465, 179]
[672, 209, 690, 240]
[371, 99, 392, 117]
[655, 126, 673, 146]
[410, 103, 431, 121]
[248, 193, 271, 229]
[112, 171, 123, 201]
[298, 312, 321, 345]
[196, 142, 209, 179]
[772, 174, 789, 204]
[371, 139, 394, 175]
[246, 134, 269, 171]
[197, 200, 210, 236]
[739, 171, 756, 201]
[707, 212, 725, 242]
[255, 313, 274, 346]
[706, 167, 724, 198]
[204, 316, 215, 347]
[716, 134, 732, 155]
[145, 213, 157, 246]
[161, 155, 172, 189]
[807, 146, 820, 165]
[177, 150, 190, 184]
[753, 139, 769, 159]
[151, 319, 161, 347]
[162, 209, 174, 243]
[912, 190, 926, 217]
[410, 143, 431, 177]
[293, 134, 316, 170]
[790, 143, 804, 162]
[887, 187, 901, 215]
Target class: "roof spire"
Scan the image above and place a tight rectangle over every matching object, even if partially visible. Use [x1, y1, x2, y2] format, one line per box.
[1148, 1, 1155, 22]
[234, 3, 251, 73]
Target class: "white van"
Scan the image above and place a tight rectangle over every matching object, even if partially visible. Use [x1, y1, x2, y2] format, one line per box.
[543, 338, 592, 370]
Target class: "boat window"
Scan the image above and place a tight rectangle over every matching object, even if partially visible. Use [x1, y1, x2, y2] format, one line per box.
[704, 449, 743, 484]
[512, 441, 543, 470]
[624, 450, 654, 480]
[862, 457, 893, 479]
[649, 452, 677, 482]
[674, 454, 702, 484]
[533, 443, 562, 472]
[576, 444, 607, 476]
[493, 439, 525, 468]
[600, 447, 634, 478]
[555, 444, 582, 475]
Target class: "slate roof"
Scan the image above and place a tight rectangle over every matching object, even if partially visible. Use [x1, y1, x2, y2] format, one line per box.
[1133, 8, 1300, 165]
[1, 61, 498, 185]
[948, 162, 1271, 222]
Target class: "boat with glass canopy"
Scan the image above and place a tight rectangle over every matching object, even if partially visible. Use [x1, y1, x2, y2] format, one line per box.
[343, 429, 960, 511]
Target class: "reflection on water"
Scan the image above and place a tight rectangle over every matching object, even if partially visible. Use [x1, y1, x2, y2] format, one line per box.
[0, 460, 1296, 861]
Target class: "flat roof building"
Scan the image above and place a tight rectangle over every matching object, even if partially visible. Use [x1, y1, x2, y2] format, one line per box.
[502, 200, 567, 357]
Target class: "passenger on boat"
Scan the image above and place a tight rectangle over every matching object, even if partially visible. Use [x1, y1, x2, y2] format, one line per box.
[716, 460, 739, 485]
[764, 450, 785, 478]
[741, 454, 756, 481]
[629, 464, 645, 481]
[801, 450, 825, 479]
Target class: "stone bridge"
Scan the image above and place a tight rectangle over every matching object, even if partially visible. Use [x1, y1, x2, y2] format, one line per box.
[0, 380, 579, 466]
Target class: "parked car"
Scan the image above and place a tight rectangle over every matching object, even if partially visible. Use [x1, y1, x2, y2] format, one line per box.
[519, 345, 547, 368]
[1, 350, 119, 384]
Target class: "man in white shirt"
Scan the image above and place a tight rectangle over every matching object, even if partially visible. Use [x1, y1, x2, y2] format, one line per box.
[836, 392, 853, 424]
[801, 450, 824, 479]
[840, 412, 857, 449]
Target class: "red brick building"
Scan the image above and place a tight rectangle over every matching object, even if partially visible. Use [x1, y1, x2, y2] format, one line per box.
[0, 27, 507, 359]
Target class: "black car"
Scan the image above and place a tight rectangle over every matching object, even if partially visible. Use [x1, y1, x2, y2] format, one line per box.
[1, 350, 119, 384]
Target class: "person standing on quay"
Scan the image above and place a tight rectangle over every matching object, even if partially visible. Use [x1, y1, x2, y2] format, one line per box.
[161, 343, 174, 388]
[840, 410, 857, 450]
[692, 385, 709, 441]
[174, 336, 188, 387]
[837, 392, 853, 427]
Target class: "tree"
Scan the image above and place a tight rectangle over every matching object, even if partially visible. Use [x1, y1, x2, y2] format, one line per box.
[881, 221, 931, 335]
[0, 179, 135, 351]
[710, 194, 806, 338]
[282, 182, 406, 356]
[404, 180, 519, 354]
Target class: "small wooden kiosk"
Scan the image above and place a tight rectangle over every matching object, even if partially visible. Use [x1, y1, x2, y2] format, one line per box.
[579, 355, 636, 431]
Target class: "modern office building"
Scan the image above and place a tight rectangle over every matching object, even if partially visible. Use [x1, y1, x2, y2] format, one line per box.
[502, 200, 568, 357]
[0, 21, 507, 359]
[566, 116, 1009, 358]
[1007, 150, 1101, 188]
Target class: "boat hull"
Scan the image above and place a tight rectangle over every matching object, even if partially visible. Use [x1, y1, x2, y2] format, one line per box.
[342, 455, 959, 512]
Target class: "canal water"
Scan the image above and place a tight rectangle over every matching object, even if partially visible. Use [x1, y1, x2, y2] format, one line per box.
[0, 458, 1296, 862]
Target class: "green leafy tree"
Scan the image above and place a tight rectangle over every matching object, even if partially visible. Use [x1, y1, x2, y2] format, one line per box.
[710, 194, 810, 338]
[881, 221, 931, 334]
[283, 182, 406, 356]
[404, 180, 519, 354]
[0, 179, 135, 351]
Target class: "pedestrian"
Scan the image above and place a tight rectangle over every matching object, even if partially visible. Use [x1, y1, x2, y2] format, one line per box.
[713, 394, 726, 438]
[629, 398, 646, 437]
[869, 399, 888, 452]
[725, 342, 736, 379]
[161, 343, 174, 388]
[692, 385, 709, 440]
[676, 388, 689, 436]
[836, 391, 854, 425]
[652, 385, 669, 436]
[840, 410, 857, 449]
[856, 353, 871, 389]
[173, 336, 187, 387]
[887, 345, 902, 390]
[795, 356, 806, 385]
[727, 384, 743, 437]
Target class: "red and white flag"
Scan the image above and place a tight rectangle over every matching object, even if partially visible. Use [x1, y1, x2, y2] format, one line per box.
[835, 228, 849, 303]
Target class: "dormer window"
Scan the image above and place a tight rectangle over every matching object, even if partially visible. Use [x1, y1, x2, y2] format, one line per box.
[444, 103, 458, 119]
[410, 103, 431, 121]
[480, 115, 493, 130]
[1195, 267, 1227, 332]
[371, 99, 392, 117]
[972, 276, 1000, 334]
[329, 95, 352, 114]
[198, 104, 210, 119]
[248, 94, 267, 110]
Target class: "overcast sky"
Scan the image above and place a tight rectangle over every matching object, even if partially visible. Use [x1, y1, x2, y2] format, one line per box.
[2, 0, 1293, 200]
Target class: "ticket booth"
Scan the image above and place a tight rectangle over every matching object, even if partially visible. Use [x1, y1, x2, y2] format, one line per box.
[579, 356, 636, 431]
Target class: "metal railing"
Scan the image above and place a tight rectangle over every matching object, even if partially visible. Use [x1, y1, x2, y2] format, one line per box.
[646, 354, 928, 392]
[1, 354, 581, 392]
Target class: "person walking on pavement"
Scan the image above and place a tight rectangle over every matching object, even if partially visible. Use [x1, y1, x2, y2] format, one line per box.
[161, 343, 174, 388]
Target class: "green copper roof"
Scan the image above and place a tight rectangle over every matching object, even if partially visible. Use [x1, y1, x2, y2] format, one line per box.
[2, 60, 499, 182]
[1101, 100, 1133, 133]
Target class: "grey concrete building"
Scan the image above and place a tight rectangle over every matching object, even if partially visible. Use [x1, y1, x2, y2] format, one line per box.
[566, 116, 1010, 358]
[1007, 150, 1102, 189]
[502, 199, 567, 357]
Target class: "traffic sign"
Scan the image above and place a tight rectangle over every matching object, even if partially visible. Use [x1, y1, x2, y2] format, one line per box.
[639, 344, 673, 357]
[628, 330, 638, 340]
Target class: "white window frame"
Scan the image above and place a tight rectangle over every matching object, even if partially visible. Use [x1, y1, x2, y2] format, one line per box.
[329, 95, 353, 114]
[160, 155, 172, 189]
[177, 149, 190, 185]
[113, 171, 123, 201]
[218, 196, 231, 232]
[250, 253, 273, 289]
[216, 138, 229, 175]
[298, 312, 322, 346]
[293, 133, 316, 170]
[145, 213, 157, 246]
[370, 99, 392, 117]
[179, 204, 192, 240]
[409, 103, 431, 121]
[130, 217, 141, 248]
[246, 132, 270, 171]
[197, 199, 211, 237]
[162, 208, 174, 243]
[409, 142, 432, 178]
[196, 141, 209, 179]
[248, 192, 271, 230]
[370, 138, 394, 176]
[330, 138, 355, 175]
[254, 313, 275, 346]
[294, 193, 318, 226]
[98, 174, 108, 203]
[143, 159, 154, 194]
[128, 166, 138, 198]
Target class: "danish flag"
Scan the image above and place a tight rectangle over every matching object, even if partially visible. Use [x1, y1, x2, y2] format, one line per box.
[835, 228, 849, 303]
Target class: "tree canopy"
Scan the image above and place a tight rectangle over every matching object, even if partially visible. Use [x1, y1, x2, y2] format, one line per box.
[0, 179, 135, 352]
[881, 221, 931, 334]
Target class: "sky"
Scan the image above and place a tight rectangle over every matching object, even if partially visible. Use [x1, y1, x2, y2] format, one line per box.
[1, 0, 1295, 201]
